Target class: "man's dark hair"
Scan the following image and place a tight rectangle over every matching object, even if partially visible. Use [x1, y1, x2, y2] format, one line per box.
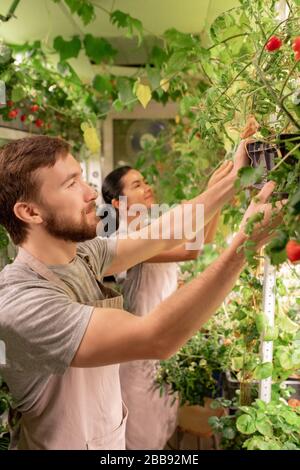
[0, 135, 70, 245]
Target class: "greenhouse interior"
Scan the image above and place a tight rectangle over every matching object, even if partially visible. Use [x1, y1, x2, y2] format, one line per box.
[0, 0, 300, 454]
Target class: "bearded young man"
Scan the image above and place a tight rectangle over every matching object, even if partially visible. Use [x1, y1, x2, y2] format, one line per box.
[0, 136, 282, 450]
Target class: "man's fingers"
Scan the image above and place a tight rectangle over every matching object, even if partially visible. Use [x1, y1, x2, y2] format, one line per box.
[275, 199, 288, 210]
[256, 181, 276, 204]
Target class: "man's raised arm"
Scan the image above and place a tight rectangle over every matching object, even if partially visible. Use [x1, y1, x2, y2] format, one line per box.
[73, 182, 282, 367]
[105, 142, 248, 275]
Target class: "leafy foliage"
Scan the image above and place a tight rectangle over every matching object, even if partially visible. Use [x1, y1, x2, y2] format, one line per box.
[53, 36, 81, 62]
[53, 0, 95, 25]
[110, 10, 143, 45]
[209, 398, 300, 450]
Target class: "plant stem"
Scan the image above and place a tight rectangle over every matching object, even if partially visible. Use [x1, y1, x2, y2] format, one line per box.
[207, 33, 249, 51]
[271, 143, 300, 172]
[254, 63, 300, 130]
[212, 62, 253, 107]
[0, 0, 20, 22]
[279, 61, 299, 99]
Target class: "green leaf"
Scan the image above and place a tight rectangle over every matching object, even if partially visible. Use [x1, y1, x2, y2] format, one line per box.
[289, 189, 300, 215]
[238, 166, 265, 188]
[113, 98, 124, 112]
[165, 51, 189, 74]
[116, 77, 135, 104]
[244, 436, 281, 450]
[110, 10, 128, 27]
[278, 350, 294, 370]
[282, 442, 300, 450]
[243, 436, 263, 450]
[255, 312, 266, 334]
[292, 347, 300, 367]
[147, 67, 161, 90]
[92, 75, 113, 95]
[222, 427, 236, 439]
[266, 230, 288, 253]
[53, 36, 81, 62]
[265, 229, 289, 265]
[283, 410, 300, 426]
[179, 96, 199, 116]
[264, 325, 278, 341]
[255, 399, 267, 411]
[64, 0, 95, 25]
[0, 44, 12, 65]
[83, 35, 117, 64]
[11, 85, 26, 102]
[266, 247, 287, 266]
[208, 416, 220, 427]
[253, 362, 273, 380]
[236, 414, 256, 435]
[164, 28, 196, 49]
[231, 357, 243, 370]
[150, 46, 168, 68]
[255, 419, 273, 437]
[110, 10, 143, 45]
[277, 314, 299, 334]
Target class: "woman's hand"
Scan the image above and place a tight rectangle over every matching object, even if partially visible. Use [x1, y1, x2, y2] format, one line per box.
[207, 160, 234, 188]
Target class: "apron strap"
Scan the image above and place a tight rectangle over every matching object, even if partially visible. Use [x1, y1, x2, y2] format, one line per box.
[16, 247, 123, 306]
[16, 247, 74, 296]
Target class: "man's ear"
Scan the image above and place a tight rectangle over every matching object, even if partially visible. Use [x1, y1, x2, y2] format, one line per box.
[14, 202, 43, 225]
[111, 198, 120, 210]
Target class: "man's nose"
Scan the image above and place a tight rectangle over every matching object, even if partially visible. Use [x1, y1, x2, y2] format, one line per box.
[83, 180, 98, 200]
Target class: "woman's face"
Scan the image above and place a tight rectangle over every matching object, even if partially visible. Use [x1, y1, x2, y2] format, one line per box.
[120, 169, 155, 209]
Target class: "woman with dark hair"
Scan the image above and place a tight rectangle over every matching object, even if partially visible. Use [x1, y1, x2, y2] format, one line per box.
[101, 162, 233, 450]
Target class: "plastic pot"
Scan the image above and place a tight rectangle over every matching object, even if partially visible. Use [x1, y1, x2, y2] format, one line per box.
[246, 133, 300, 195]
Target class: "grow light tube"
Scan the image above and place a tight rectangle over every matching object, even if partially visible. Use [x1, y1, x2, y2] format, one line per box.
[259, 256, 276, 403]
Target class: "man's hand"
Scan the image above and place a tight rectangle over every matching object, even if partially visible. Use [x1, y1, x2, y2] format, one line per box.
[207, 160, 233, 188]
[238, 181, 285, 250]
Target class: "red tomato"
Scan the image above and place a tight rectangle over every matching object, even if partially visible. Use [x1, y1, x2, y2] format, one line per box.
[265, 36, 282, 51]
[292, 36, 300, 53]
[8, 109, 18, 119]
[286, 240, 300, 263]
[30, 104, 39, 112]
[288, 398, 300, 408]
[34, 118, 44, 128]
[294, 50, 300, 61]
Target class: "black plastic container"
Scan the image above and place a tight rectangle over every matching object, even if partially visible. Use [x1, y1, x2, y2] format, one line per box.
[246, 133, 300, 194]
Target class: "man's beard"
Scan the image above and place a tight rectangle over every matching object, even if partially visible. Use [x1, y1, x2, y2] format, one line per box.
[43, 203, 99, 242]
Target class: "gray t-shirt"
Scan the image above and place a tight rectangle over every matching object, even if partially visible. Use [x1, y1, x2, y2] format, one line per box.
[0, 237, 117, 412]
